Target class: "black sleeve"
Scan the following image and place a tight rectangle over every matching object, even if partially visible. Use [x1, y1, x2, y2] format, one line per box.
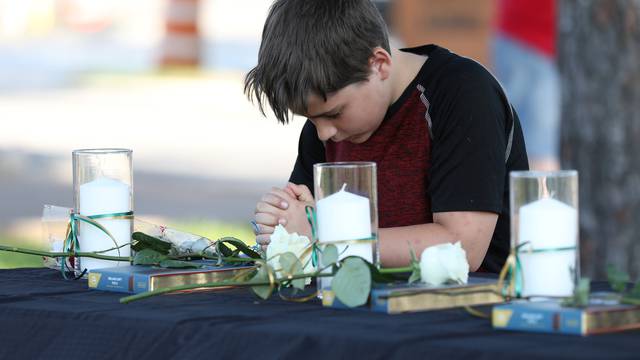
[428, 67, 508, 214]
[288, 120, 325, 194]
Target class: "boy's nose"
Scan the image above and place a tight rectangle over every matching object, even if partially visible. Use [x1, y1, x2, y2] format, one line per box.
[315, 121, 337, 142]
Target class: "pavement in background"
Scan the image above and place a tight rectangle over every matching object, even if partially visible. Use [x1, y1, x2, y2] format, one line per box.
[0, 71, 306, 229]
[0, 157, 275, 228]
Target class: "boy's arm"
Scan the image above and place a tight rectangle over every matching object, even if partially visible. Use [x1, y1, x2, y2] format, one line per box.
[379, 211, 497, 271]
[289, 121, 325, 192]
[268, 185, 496, 271]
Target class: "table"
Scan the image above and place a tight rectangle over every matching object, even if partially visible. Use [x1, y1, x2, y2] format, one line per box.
[0, 268, 638, 360]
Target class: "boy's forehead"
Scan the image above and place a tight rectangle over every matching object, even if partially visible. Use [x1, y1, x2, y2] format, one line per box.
[303, 94, 333, 117]
[306, 92, 328, 107]
[304, 90, 345, 115]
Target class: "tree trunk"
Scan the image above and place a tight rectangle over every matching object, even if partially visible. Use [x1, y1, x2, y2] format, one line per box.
[558, 0, 640, 279]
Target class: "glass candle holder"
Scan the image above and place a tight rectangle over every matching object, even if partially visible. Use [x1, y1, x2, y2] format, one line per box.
[73, 149, 133, 272]
[510, 170, 579, 298]
[313, 162, 378, 297]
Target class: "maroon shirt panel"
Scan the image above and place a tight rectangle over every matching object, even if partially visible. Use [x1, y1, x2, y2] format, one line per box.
[325, 89, 433, 228]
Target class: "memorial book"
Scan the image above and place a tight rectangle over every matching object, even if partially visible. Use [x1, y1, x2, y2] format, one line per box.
[492, 298, 640, 335]
[323, 276, 504, 314]
[370, 276, 504, 314]
[88, 262, 255, 294]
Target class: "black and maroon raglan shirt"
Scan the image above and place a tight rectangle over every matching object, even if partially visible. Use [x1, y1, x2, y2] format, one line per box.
[289, 45, 529, 272]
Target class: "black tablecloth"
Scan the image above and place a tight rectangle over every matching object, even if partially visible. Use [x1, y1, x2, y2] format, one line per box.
[0, 268, 638, 360]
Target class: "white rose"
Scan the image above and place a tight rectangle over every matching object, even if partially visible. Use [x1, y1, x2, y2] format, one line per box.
[190, 238, 211, 254]
[420, 241, 469, 286]
[267, 225, 314, 284]
[178, 240, 194, 253]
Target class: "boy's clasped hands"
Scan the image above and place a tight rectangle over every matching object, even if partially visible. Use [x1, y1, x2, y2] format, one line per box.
[254, 183, 314, 251]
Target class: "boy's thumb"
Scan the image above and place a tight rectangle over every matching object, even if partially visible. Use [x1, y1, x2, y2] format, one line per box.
[286, 182, 314, 202]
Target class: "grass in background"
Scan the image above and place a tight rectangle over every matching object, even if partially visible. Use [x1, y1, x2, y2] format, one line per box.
[0, 236, 46, 269]
[170, 220, 256, 246]
[0, 220, 256, 269]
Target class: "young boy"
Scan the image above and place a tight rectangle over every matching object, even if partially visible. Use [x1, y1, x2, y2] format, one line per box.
[245, 0, 528, 273]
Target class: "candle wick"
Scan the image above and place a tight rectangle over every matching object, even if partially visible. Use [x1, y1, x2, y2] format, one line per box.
[540, 177, 550, 199]
[341, 183, 347, 192]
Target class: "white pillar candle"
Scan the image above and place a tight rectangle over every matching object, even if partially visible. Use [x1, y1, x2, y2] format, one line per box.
[316, 184, 373, 263]
[79, 177, 132, 270]
[518, 197, 578, 297]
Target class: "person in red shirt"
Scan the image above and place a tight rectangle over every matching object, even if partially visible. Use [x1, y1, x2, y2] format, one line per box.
[493, 0, 560, 171]
[245, 0, 528, 272]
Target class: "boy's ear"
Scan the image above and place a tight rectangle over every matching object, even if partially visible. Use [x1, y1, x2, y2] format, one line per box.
[369, 47, 392, 80]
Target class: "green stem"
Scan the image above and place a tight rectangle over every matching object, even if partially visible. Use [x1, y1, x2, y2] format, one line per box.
[621, 296, 640, 305]
[0, 244, 255, 264]
[94, 242, 132, 254]
[120, 271, 334, 304]
[379, 266, 414, 274]
[174, 254, 256, 263]
[0, 245, 130, 262]
[75, 252, 130, 262]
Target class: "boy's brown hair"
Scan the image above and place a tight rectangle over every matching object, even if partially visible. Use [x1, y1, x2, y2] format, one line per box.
[244, 0, 390, 124]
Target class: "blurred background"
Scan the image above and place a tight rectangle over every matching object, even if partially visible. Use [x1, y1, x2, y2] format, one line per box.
[0, 0, 638, 279]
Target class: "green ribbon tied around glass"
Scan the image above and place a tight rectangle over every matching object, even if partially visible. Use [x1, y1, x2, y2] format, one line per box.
[62, 210, 134, 279]
[304, 205, 376, 268]
[305, 206, 320, 267]
[499, 241, 577, 298]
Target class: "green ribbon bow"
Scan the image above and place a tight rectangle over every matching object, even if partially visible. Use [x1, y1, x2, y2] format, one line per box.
[305, 206, 320, 267]
[305, 205, 376, 268]
[62, 210, 134, 279]
[500, 241, 577, 298]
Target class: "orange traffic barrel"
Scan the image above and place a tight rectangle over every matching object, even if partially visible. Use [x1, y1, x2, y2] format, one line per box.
[160, 0, 201, 68]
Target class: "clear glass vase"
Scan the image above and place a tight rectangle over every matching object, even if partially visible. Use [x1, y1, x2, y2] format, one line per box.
[510, 170, 579, 298]
[313, 161, 378, 298]
[72, 148, 133, 272]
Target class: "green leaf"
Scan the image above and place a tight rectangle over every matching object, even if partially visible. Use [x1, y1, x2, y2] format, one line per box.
[279, 252, 305, 290]
[218, 237, 262, 259]
[332, 257, 372, 307]
[133, 249, 168, 265]
[574, 277, 590, 307]
[320, 244, 338, 267]
[408, 267, 421, 284]
[631, 281, 640, 297]
[407, 248, 421, 284]
[158, 259, 202, 269]
[216, 241, 234, 257]
[131, 232, 172, 255]
[621, 296, 640, 305]
[607, 265, 630, 293]
[621, 282, 640, 305]
[251, 264, 274, 300]
[409, 247, 418, 263]
[561, 277, 590, 308]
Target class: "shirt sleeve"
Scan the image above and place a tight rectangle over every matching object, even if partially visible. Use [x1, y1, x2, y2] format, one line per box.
[428, 67, 509, 214]
[288, 120, 325, 194]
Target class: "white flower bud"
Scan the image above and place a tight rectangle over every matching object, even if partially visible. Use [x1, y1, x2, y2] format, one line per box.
[191, 238, 211, 253]
[266, 225, 314, 284]
[420, 241, 469, 286]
